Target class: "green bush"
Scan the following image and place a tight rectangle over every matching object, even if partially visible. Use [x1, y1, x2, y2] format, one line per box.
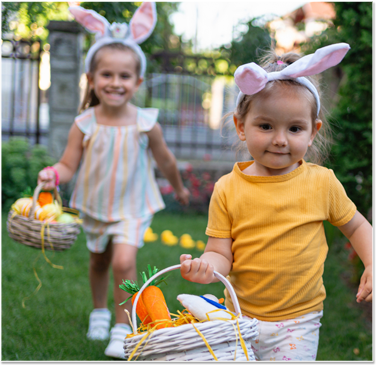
[2, 138, 56, 210]
[301, 2, 372, 219]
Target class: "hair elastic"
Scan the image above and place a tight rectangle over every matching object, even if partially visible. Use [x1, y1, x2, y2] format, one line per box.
[68, 2, 157, 77]
[234, 43, 351, 116]
[43, 166, 60, 186]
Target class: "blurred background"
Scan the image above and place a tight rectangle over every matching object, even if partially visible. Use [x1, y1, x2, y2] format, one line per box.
[1, 1, 371, 218]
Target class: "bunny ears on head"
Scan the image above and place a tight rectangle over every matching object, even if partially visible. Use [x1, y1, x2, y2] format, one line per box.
[234, 43, 351, 116]
[69, 2, 157, 77]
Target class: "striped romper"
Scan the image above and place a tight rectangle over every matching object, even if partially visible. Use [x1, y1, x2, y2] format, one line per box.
[69, 107, 165, 253]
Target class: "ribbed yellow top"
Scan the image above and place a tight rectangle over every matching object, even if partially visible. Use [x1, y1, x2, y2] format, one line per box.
[206, 160, 356, 321]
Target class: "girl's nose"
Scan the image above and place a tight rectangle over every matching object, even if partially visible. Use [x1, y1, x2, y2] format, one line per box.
[272, 131, 287, 147]
[110, 75, 121, 86]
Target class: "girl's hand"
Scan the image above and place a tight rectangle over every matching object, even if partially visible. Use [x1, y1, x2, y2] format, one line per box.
[37, 169, 56, 190]
[175, 187, 190, 206]
[356, 265, 372, 303]
[180, 254, 215, 284]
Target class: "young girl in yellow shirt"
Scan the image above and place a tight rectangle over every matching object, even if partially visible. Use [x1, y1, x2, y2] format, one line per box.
[180, 43, 372, 361]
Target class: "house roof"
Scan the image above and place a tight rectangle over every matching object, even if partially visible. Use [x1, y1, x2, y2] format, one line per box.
[287, 2, 335, 25]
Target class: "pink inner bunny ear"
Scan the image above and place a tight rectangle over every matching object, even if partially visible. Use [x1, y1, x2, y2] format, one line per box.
[284, 43, 350, 78]
[234, 63, 268, 95]
[69, 6, 109, 37]
[130, 2, 157, 44]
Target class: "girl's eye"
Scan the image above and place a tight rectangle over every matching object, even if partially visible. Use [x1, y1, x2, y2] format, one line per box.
[260, 124, 272, 130]
[290, 126, 301, 133]
[121, 74, 131, 79]
[101, 73, 111, 77]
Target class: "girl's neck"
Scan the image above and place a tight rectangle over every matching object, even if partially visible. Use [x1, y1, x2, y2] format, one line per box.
[94, 103, 138, 126]
[243, 160, 301, 177]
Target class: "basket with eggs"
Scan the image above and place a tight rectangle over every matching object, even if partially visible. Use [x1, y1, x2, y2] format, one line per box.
[6, 183, 81, 251]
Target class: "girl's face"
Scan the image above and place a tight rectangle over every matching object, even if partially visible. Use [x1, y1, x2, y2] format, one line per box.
[88, 48, 142, 109]
[234, 84, 322, 176]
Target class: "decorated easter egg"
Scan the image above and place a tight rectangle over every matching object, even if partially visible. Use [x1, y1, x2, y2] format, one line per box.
[56, 213, 75, 224]
[38, 203, 62, 221]
[11, 198, 32, 215]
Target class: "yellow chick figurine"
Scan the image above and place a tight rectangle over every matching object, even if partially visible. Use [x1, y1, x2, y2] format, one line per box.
[144, 227, 158, 242]
[180, 234, 196, 249]
[196, 240, 206, 251]
[161, 230, 178, 246]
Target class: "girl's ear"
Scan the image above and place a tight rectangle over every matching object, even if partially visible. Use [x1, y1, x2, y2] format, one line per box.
[130, 2, 157, 44]
[308, 119, 322, 146]
[137, 77, 144, 87]
[87, 72, 94, 89]
[315, 119, 322, 132]
[234, 115, 246, 141]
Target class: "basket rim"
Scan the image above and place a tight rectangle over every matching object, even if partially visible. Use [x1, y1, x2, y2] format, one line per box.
[125, 316, 258, 343]
[8, 210, 81, 228]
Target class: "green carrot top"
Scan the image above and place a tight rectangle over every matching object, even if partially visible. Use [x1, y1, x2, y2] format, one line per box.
[119, 264, 169, 305]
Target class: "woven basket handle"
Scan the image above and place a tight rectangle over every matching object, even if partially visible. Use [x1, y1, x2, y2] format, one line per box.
[29, 182, 62, 220]
[131, 264, 242, 334]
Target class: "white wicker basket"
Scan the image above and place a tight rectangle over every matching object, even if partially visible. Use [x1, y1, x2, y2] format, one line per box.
[124, 264, 258, 361]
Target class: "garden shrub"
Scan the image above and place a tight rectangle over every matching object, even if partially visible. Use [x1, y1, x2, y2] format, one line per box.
[2, 138, 56, 210]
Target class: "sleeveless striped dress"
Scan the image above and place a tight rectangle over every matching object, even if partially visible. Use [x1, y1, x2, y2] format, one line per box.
[69, 107, 165, 222]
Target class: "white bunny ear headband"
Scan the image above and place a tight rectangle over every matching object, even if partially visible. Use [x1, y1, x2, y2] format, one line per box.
[234, 43, 351, 116]
[69, 2, 157, 78]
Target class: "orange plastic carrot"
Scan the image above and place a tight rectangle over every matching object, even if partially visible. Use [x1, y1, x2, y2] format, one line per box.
[119, 265, 169, 328]
[38, 192, 53, 206]
[131, 292, 152, 325]
[142, 286, 171, 329]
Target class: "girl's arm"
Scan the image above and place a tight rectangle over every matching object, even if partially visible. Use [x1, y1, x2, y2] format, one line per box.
[147, 123, 190, 205]
[338, 210, 373, 303]
[37, 123, 84, 190]
[180, 236, 233, 284]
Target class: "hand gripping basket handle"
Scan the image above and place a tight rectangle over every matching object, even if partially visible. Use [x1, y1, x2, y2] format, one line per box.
[29, 182, 62, 219]
[131, 264, 242, 334]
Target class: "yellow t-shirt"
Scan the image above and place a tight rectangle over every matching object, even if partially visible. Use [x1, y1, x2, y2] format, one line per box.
[206, 160, 356, 322]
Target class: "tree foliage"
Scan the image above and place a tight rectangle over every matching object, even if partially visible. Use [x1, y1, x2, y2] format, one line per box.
[219, 18, 272, 73]
[301, 3, 372, 218]
[1, 2, 179, 72]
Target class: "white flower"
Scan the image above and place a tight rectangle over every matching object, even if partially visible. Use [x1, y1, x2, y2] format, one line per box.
[109, 23, 128, 39]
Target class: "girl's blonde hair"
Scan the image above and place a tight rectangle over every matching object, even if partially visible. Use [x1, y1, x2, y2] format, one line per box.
[225, 49, 333, 165]
[79, 43, 142, 113]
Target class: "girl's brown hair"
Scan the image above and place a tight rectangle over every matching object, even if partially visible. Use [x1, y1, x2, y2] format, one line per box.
[79, 43, 142, 113]
[224, 49, 333, 165]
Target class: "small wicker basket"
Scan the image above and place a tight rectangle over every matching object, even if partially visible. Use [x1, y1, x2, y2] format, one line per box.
[124, 264, 259, 361]
[6, 183, 81, 251]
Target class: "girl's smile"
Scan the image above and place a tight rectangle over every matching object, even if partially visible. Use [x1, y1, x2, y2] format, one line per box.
[234, 84, 322, 177]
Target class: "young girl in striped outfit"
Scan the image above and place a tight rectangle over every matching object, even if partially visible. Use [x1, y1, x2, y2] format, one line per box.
[37, 3, 189, 359]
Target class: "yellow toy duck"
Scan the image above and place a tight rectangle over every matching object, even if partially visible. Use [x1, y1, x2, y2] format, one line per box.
[196, 240, 206, 251]
[179, 234, 196, 249]
[161, 230, 178, 246]
[144, 227, 158, 242]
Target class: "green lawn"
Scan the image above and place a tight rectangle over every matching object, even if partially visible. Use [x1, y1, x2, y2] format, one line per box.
[2, 211, 372, 361]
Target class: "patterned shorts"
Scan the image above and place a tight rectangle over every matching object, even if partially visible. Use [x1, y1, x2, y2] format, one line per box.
[249, 310, 323, 361]
[81, 213, 153, 253]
